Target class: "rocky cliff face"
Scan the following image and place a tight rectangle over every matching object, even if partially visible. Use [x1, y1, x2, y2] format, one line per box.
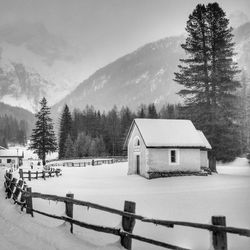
[0, 59, 54, 112]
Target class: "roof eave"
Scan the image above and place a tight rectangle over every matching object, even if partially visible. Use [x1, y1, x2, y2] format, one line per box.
[146, 146, 209, 150]
[123, 120, 136, 149]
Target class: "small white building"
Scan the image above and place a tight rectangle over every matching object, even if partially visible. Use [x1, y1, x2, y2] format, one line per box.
[125, 119, 211, 179]
[0, 148, 24, 167]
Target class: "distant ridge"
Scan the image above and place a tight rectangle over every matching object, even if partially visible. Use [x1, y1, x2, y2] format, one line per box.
[52, 34, 185, 115]
[0, 102, 35, 135]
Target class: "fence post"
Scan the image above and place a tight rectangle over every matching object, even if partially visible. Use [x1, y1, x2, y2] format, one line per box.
[26, 187, 33, 217]
[20, 184, 27, 211]
[212, 216, 228, 250]
[8, 177, 17, 199]
[42, 171, 46, 180]
[5, 172, 12, 193]
[65, 193, 74, 233]
[19, 169, 23, 180]
[36, 171, 38, 179]
[13, 179, 24, 202]
[28, 170, 31, 181]
[121, 201, 136, 250]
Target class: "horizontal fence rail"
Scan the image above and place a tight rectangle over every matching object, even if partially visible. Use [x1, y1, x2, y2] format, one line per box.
[3, 170, 250, 250]
[19, 168, 62, 180]
[30, 192, 250, 237]
[46, 157, 128, 168]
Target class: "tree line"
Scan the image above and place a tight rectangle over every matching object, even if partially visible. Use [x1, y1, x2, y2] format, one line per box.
[0, 115, 28, 147]
[58, 103, 180, 159]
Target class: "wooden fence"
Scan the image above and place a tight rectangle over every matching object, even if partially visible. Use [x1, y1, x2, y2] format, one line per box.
[3, 171, 250, 250]
[18, 168, 62, 181]
[46, 157, 127, 168]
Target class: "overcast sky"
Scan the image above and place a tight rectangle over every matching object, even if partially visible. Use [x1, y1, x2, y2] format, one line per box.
[0, 0, 249, 82]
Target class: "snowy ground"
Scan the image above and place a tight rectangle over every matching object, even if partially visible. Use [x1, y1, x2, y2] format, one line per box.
[1, 158, 250, 250]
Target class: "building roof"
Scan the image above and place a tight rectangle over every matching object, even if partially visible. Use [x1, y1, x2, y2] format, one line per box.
[125, 118, 211, 149]
[197, 130, 212, 150]
[0, 149, 23, 157]
[0, 146, 7, 150]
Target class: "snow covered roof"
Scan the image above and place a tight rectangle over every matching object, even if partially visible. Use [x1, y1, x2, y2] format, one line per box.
[0, 149, 23, 157]
[125, 119, 211, 149]
[197, 130, 212, 150]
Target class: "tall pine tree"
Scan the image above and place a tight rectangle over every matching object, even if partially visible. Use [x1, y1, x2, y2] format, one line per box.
[58, 105, 72, 159]
[147, 103, 158, 118]
[64, 134, 75, 159]
[29, 97, 57, 165]
[174, 3, 241, 164]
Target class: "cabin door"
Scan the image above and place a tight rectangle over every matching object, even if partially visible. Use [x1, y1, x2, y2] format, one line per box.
[136, 155, 140, 174]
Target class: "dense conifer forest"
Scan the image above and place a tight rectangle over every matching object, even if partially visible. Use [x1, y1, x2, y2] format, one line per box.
[58, 103, 180, 158]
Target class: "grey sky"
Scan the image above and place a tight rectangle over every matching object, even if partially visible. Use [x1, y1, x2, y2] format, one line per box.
[0, 0, 249, 82]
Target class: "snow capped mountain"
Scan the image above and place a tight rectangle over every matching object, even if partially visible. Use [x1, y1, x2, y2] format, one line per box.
[0, 58, 53, 113]
[0, 21, 84, 113]
[53, 35, 185, 114]
[234, 22, 250, 74]
[229, 11, 249, 28]
[1, 19, 250, 115]
[53, 22, 250, 116]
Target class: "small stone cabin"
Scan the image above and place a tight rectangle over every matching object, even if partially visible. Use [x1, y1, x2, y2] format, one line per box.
[125, 119, 211, 179]
[0, 148, 24, 167]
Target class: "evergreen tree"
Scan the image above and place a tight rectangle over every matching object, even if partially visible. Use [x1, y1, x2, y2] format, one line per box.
[64, 134, 75, 159]
[89, 138, 98, 157]
[137, 105, 147, 118]
[0, 136, 8, 148]
[147, 103, 158, 118]
[106, 106, 120, 156]
[160, 104, 180, 119]
[58, 105, 72, 159]
[174, 3, 241, 163]
[74, 132, 91, 157]
[245, 86, 250, 152]
[29, 97, 57, 165]
[96, 136, 106, 156]
[237, 70, 249, 154]
[120, 107, 134, 153]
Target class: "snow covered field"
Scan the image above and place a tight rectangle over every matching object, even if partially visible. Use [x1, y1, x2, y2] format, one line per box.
[1, 159, 250, 250]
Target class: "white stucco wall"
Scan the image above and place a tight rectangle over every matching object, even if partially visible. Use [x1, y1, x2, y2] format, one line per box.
[0, 157, 19, 167]
[147, 148, 201, 172]
[200, 150, 209, 168]
[127, 125, 149, 178]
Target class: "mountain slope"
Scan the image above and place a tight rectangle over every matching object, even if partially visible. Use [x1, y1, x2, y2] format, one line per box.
[0, 60, 54, 112]
[54, 22, 250, 116]
[0, 21, 83, 112]
[53, 35, 185, 114]
[0, 102, 35, 136]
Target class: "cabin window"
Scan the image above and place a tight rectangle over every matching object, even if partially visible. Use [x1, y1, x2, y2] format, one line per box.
[133, 137, 140, 147]
[171, 150, 176, 163]
[169, 149, 179, 165]
[7, 159, 11, 163]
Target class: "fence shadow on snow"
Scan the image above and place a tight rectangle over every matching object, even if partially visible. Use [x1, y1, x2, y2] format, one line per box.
[3, 170, 250, 250]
